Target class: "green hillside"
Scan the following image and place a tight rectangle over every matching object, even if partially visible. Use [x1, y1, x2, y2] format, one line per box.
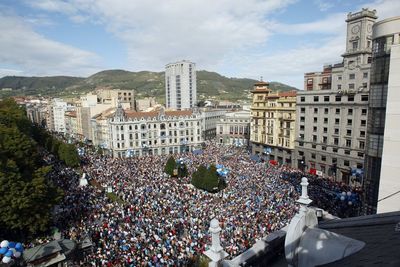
[0, 70, 298, 102]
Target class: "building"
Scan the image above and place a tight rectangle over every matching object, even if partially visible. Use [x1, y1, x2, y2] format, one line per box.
[216, 109, 251, 147]
[103, 106, 203, 157]
[47, 98, 68, 133]
[199, 108, 227, 140]
[136, 97, 157, 111]
[294, 9, 377, 184]
[165, 60, 196, 110]
[250, 81, 297, 165]
[64, 111, 78, 138]
[26, 101, 47, 127]
[75, 90, 133, 141]
[364, 16, 400, 214]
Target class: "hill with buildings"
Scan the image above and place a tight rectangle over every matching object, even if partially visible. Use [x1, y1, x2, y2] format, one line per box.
[0, 70, 298, 103]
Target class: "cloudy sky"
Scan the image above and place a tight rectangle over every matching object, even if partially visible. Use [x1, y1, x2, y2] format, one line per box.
[0, 0, 399, 88]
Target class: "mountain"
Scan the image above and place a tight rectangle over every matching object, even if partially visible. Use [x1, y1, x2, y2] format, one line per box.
[0, 70, 298, 102]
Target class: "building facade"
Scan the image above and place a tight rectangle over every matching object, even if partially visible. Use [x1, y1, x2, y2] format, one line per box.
[47, 98, 68, 133]
[199, 108, 227, 140]
[26, 101, 48, 127]
[294, 9, 376, 184]
[250, 81, 297, 165]
[64, 111, 78, 137]
[165, 60, 196, 110]
[364, 16, 400, 214]
[216, 109, 251, 147]
[106, 107, 203, 157]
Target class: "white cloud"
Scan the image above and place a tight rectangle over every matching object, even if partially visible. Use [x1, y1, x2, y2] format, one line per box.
[29, 0, 298, 71]
[0, 68, 24, 78]
[313, 0, 335, 11]
[0, 14, 102, 77]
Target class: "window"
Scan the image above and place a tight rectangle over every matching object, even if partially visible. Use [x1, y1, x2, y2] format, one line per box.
[300, 97, 305, 102]
[334, 128, 339, 135]
[358, 152, 364, 157]
[349, 83, 355, 89]
[363, 72, 368, 79]
[299, 142, 304, 147]
[362, 109, 367, 115]
[323, 127, 328, 133]
[322, 146, 327, 151]
[337, 75, 342, 80]
[346, 129, 352, 136]
[300, 116, 305, 122]
[335, 96, 342, 102]
[334, 137, 339, 145]
[314, 96, 319, 102]
[313, 135, 317, 142]
[352, 41, 358, 49]
[314, 108, 318, 114]
[324, 108, 329, 114]
[324, 118, 328, 124]
[333, 148, 338, 153]
[338, 84, 342, 90]
[323, 136, 327, 144]
[348, 95, 354, 102]
[313, 126, 317, 132]
[363, 82, 368, 89]
[335, 108, 340, 114]
[360, 130, 365, 137]
[361, 95, 369, 101]
[344, 160, 350, 167]
[301, 107, 305, 113]
[359, 141, 365, 149]
[313, 117, 318, 123]
[345, 150, 350, 155]
[346, 139, 352, 147]
[307, 78, 313, 85]
[335, 118, 340, 125]
[311, 153, 316, 159]
[312, 144, 317, 149]
[321, 155, 326, 161]
[348, 108, 353, 115]
[361, 120, 366, 126]
[324, 96, 329, 102]
[347, 119, 352, 126]
[349, 74, 355, 80]
[300, 125, 305, 131]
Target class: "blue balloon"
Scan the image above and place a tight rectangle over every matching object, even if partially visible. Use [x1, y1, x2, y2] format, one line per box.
[5, 250, 13, 257]
[16, 246, 24, 252]
[0, 247, 7, 254]
[15, 243, 22, 251]
[8, 242, 16, 248]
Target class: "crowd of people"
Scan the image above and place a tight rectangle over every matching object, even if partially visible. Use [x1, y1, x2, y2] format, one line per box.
[27, 141, 362, 266]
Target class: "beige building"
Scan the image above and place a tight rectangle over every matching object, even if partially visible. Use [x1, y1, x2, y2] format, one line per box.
[64, 111, 78, 137]
[216, 109, 251, 147]
[250, 81, 297, 165]
[294, 9, 376, 184]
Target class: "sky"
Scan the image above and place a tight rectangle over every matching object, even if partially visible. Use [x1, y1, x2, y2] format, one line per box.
[0, 0, 399, 89]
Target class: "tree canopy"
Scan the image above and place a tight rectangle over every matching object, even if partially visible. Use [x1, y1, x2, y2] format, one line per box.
[0, 99, 63, 239]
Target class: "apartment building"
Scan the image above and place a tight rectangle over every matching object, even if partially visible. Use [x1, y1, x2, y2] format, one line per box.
[165, 60, 196, 110]
[216, 109, 251, 147]
[250, 81, 297, 165]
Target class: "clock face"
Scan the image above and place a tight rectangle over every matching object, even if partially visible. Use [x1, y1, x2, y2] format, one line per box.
[351, 25, 360, 34]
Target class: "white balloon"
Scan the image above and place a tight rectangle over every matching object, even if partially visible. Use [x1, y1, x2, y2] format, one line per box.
[341, 191, 346, 196]
[348, 201, 353, 206]
[14, 251, 21, 258]
[347, 191, 352, 197]
[0, 240, 9, 248]
[340, 196, 345, 201]
[9, 248, 16, 254]
[2, 256, 11, 264]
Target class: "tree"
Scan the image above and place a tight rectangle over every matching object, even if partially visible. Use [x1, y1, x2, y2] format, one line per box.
[191, 164, 220, 192]
[58, 143, 80, 167]
[164, 156, 176, 176]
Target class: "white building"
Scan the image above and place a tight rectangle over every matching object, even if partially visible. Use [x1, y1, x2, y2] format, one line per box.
[199, 108, 227, 140]
[216, 109, 251, 147]
[165, 60, 196, 110]
[364, 16, 400, 214]
[101, 106, 203, 157]
[47, 98, 68, 133]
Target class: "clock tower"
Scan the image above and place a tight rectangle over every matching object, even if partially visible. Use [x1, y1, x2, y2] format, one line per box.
[343, 8, 377, 69]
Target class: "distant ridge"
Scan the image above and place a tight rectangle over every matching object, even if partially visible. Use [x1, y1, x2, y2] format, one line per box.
[0, 69, 298, 102]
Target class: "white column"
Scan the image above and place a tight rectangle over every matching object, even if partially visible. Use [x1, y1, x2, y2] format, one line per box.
[204, 218, 228, 267]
